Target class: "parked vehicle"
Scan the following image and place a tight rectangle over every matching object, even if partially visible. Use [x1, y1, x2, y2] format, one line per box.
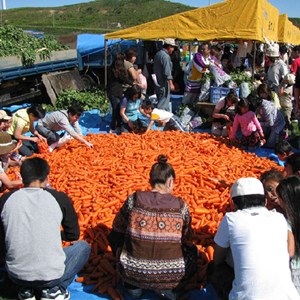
[0, 33, 142, 106]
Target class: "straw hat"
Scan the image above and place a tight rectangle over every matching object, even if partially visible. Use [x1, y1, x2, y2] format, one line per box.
[0, 110, 11, 121]
[266, 43, 280, 57]
[164, 38, 177, 47]
[0, 132, 17, 156]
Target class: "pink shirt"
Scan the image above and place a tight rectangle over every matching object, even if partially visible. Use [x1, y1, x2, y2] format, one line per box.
[230, 111, 263, 139]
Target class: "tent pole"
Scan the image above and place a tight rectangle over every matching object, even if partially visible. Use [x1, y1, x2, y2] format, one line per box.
[252, 41, 257, 82]
[104, 39, 108, 98]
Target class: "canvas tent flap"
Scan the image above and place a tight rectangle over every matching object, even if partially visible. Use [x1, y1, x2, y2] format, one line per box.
[291, 24, 300, 45]
[259, 0, 279, 42]
[105, 0, 279, 42]
[278, 14, 289, 44]
[278, 15, 300, 45]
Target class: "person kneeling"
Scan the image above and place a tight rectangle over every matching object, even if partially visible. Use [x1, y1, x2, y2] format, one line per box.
[108, 155, 198, 299]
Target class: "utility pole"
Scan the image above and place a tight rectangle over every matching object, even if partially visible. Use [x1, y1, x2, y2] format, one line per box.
[1, 0, 6, 26]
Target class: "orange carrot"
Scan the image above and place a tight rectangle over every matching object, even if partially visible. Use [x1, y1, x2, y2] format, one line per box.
[5, 130, 280, 291]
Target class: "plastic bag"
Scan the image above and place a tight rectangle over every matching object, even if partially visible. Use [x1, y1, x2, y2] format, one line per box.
[209, 63, 231, 87]
[180, 107, 195, 127]
[239, 82, 250, 98]
[199, 78, 211, 102]
[189, 114, 203, 129]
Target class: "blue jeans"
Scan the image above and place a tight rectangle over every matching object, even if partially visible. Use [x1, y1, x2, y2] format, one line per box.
[155, 83, 171, 112]
[108, 95, 122, 130]
[10, 241, 91, 292]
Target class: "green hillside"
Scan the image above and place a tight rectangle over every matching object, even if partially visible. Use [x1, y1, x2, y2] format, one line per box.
[0, 0, 299, 41]
[0, 0, 193, 36]
[290, 18, 300, 29]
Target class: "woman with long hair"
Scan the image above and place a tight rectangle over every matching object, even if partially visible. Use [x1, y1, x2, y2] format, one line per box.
[276, 176, 300, 295]
[108, 154, 198, 299]
[107, 52, 134, 133]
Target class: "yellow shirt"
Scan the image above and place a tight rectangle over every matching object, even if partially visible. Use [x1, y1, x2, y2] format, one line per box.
[7, 109, 30, 136]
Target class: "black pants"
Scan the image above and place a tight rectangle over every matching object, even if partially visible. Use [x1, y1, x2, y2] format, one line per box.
[108, 95, 122, 130]
[19, 140, 37, 157]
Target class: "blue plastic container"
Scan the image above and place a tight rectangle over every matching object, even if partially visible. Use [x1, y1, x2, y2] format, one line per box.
[209, 87, 240, 104]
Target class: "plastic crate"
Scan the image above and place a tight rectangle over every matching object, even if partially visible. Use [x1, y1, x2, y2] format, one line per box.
[209, 87, 240, 104]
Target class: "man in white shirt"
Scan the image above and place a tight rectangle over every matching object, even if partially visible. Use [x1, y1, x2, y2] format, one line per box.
[214, 177, 298, 300]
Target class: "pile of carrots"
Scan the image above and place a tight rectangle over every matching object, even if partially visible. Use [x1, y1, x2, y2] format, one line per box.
[8, 131, 280, 298]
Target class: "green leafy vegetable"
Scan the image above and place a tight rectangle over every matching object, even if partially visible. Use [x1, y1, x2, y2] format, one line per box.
[44, 88, 110, 114]
[0, 25, 68, 66]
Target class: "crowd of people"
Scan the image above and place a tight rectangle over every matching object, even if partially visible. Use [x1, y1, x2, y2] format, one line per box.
[106, 39, 300, 154]
[0, 39, 300, 300]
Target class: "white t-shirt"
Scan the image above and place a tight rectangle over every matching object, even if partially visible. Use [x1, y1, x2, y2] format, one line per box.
[150, 108, 173, 123]
[214, 206, 299, 300]
[214, 97, 235, 114]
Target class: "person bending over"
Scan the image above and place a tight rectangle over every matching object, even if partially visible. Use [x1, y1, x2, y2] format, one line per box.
[36, 103, 93, 152]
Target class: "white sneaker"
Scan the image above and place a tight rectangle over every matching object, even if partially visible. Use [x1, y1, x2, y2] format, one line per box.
[49, 141, 59, 153]
[57, 134, 72, 147]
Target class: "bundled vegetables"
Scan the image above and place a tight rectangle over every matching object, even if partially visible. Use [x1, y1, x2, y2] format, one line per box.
[0, 25, 68, 66]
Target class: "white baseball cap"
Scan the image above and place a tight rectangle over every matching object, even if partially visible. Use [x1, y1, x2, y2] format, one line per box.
[230, 177, 265, 198]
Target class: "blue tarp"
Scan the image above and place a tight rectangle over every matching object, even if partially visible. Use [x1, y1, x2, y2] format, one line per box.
[69, 279, 219, 300]
[77, 33, 139, 57]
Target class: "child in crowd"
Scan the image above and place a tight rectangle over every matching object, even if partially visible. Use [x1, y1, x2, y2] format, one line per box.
[276, 176, 300, 295]
[211, 89, 239, 137]
[230, 98, 265, 150]
[120, 85, 143, 133]
[274, 140, 293, 162]
[257, 83, 281, 109]
[283, 152, 300, 177]
[140, 100, 187, 133]
[260, 169, 284, 213]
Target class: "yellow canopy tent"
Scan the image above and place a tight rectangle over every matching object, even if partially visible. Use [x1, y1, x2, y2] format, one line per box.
[105, 0, 279, 42]
[278, 14, 300, 45]
[291, 24, 300, 45]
